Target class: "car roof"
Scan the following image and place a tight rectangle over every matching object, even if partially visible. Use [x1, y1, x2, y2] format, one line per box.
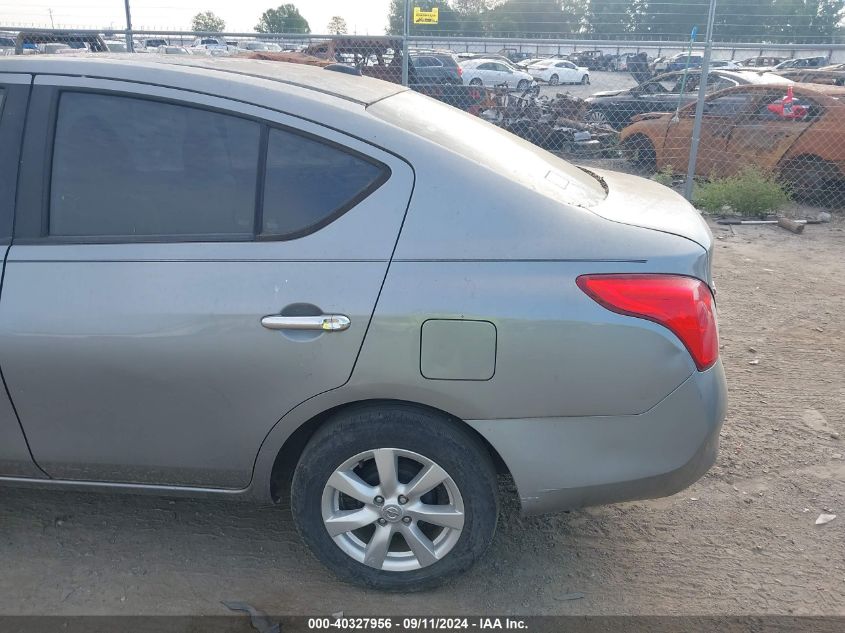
[0, 54, 407, 106]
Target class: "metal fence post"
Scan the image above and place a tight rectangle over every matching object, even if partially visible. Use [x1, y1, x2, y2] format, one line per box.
[401, 0, 411, 86]
[123, 0, 134, 52]
[683, 0, 718, 201]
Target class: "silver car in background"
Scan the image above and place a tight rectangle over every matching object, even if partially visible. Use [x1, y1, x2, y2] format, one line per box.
[0, 55, 726, 591]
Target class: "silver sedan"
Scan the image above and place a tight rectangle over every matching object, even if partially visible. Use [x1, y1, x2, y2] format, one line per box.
[0, 55, 726, 591]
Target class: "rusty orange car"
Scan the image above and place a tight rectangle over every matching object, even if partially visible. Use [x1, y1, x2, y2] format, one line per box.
[619, 83, 845, 200]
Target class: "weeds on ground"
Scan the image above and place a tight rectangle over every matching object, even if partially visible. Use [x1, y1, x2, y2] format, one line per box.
[693, 168, 790, 217]
[651, 165, 675, 187]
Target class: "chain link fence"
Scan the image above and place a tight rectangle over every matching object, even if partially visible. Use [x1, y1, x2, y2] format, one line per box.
[3, 0, 845, 209]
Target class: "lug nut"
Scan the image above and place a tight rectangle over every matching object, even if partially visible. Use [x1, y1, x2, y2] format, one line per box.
[398, 495, 408, 505]
[374, 495, 384, 505]
[377, 518, 387, 526]
[402, 516, 412, 524]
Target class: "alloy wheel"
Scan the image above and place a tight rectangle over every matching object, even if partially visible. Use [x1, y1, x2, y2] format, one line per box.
[321, 448, 465, 572]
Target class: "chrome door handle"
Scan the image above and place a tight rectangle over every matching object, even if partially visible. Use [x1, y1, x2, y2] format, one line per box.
[260, 314, 351, 332]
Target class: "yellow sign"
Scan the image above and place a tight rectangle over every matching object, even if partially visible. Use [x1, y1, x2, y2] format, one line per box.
[413, 7, 439, 24]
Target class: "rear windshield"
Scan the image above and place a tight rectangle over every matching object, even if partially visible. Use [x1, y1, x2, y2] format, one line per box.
[369, 91, 606, 207]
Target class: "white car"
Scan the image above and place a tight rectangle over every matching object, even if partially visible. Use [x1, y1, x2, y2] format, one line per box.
[458, 59, 534, 90]
[527, 59, 590, 85]
[103, 40, 128, 53]
[157, 45, 191, 55]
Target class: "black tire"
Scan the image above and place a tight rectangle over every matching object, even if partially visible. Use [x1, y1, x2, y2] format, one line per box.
[517, 79, 530, 91]
[779, 155, 841, 204]
[584, 108, 611, 127]
[622, 134, 657, 172]
[581, 74, 590, 85]
[291, 403, 499, 591]
[549, 74, 559, 85]
[469, 77, 483, 86]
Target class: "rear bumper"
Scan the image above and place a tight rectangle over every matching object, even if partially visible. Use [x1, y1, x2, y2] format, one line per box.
[467, 360, 727, 515]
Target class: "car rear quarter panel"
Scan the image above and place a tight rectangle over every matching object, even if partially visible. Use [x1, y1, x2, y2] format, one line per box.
[782, 108, 845, 169]
[336, 129, 709, 422]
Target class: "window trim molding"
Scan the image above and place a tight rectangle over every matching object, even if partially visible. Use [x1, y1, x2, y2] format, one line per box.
[19, 85, 392, 245]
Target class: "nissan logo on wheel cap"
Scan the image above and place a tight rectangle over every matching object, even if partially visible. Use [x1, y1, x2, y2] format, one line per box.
[382, 504, 403, 522]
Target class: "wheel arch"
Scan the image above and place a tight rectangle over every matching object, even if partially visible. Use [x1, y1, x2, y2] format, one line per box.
[263, 398, 511, 503]
[621, 131, 659, 171]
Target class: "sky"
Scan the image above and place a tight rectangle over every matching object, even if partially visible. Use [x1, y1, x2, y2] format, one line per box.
[0, 0, 393, 34]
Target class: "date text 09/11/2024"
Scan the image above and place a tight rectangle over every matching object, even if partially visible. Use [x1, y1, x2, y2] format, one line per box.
[306, 617, 529, 630]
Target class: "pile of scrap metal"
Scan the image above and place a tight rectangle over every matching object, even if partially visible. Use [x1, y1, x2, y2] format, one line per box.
[481, 84, 617, 155]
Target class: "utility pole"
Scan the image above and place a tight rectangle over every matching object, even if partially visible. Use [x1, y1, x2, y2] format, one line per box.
[683, 0, 718, 201]
[401, 0, 411, 86]
[48, 8, 54, 28]
[123, 0, 134, 52]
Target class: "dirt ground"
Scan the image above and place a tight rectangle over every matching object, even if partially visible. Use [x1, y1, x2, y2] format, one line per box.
[0, 217, 843, 617]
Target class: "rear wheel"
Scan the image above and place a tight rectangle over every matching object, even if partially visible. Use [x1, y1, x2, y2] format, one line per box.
[549, 74, 559, 85]
[622, 134, 657, 172]
[291, 404, 498, 591]
[469, 77, 483, 86]
[581, 74, 590, 85]
[584, 109, 610, 127]
[517, 79, 530, 91]
[780, 155, 841, 204]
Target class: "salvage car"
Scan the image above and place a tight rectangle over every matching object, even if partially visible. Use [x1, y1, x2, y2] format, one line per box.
[0, 55, 726, 590]
[619, 83, 845, 202]
[459, 57, 534, 89]
[738, 56, 785, 69]
[526, 58, 589, 85]
[409, 50, 463, 85]
[776, 63, 845, 86]
[584, 69, 791, 128]
[665, 52, 703, 72]
[774, 56, 828, 71]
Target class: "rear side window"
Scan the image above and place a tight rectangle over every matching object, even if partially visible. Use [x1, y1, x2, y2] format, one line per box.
[261, 128, 386, 237]
[50, 93, 261, 237]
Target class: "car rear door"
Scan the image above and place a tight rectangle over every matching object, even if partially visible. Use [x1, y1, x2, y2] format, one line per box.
[726, 89, 816, 174]
[662, 92, 755, 178]
[0, 75, 413, 488]
[0, 74, 44, 478]
[491, 63, 513, 87]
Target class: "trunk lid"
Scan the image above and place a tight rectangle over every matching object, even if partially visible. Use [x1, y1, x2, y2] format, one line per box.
[582, 167, 713, 252]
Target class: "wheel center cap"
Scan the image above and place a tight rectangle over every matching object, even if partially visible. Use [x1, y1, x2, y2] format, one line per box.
[381, 504, 403, 523]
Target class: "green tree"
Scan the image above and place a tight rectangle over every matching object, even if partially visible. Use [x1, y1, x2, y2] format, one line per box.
[191, 11, 226, 32]
[255, 4, 311, 34]
[586, 0, 629, 36]
[757, 0, 845, 42]
[485, 0, 587, 38]
[386, 0, 464, 35]
[386, 0, 405, 35]
[327, 15, 348, 34]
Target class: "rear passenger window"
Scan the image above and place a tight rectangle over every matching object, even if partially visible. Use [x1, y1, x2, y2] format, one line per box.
[50, 93, 260, 237]
[261, 128, 386, 237]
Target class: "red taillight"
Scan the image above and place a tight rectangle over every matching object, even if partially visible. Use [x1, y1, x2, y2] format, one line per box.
[576, 274, 719, 371]
[457, 66, 462, 76]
